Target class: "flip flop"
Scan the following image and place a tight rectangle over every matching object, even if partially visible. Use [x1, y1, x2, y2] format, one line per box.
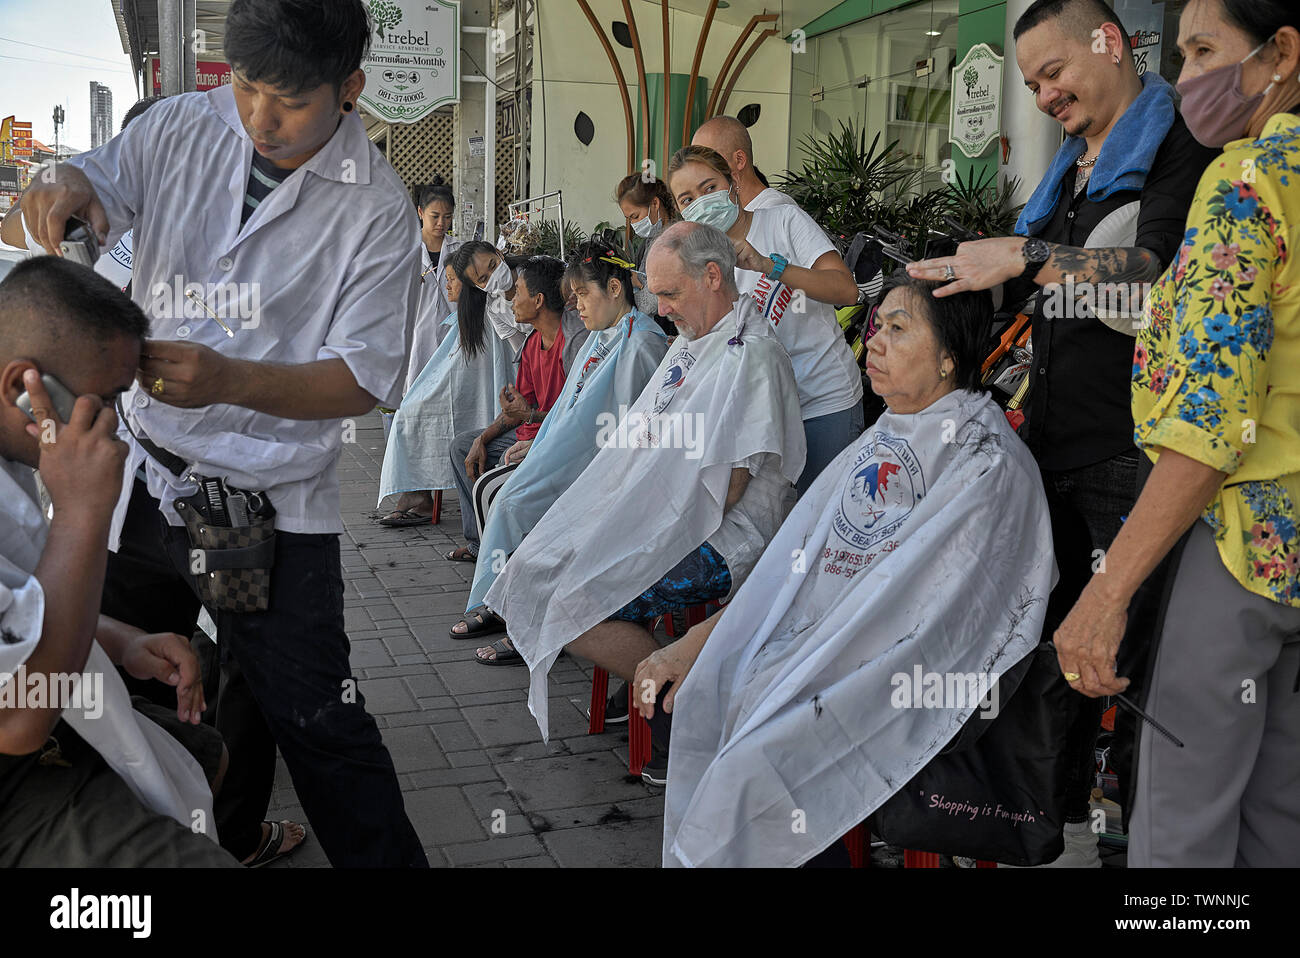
[244, 819, 307, 868]
[444, 547, 477, 562]
[449, 607, 507, 640]
[377, 509, 432, 527]
[475, 637, 525, 667]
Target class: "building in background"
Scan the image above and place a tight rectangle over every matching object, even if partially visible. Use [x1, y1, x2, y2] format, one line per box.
[90, 81, 114, 148]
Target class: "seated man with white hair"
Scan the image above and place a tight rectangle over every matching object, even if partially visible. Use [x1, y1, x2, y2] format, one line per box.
[483, 222, 805, 780]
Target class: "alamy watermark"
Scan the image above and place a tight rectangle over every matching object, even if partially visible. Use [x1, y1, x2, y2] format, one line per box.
[0, 667, 103, 719]
[890, 665, 1000, 719]
[595, 404, 706, 460]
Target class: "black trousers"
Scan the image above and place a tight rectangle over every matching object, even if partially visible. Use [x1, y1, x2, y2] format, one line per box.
[101, 480, 427, 867]
[1040, 451, 1141, 823]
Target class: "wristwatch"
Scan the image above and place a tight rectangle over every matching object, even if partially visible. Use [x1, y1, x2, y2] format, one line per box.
[1020, 237, 1051, 281]
[766, 253, 788, 281]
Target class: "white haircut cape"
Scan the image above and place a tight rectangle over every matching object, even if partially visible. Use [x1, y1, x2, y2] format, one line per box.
[486, 297, 805, 740]
[378, 311, 517, 498]
[663, 390, 1056, 867]
[467, 310, 668, 612]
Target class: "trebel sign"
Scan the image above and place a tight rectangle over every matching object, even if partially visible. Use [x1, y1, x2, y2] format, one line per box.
[949, 43, 1004, 158]
[360, 0, 461, 123]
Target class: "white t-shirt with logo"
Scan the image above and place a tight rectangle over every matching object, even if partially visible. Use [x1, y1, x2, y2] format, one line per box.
[93, 228, 133, 291]
[735, 204, 862, 420]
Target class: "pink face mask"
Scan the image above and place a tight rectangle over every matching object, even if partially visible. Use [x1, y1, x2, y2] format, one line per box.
[1177, 35, 1276, 148]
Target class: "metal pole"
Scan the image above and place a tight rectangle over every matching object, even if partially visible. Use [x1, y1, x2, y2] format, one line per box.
[182, 0, 197, 92]
[484, 28, 496, 244]
[158, 0, 181, 96]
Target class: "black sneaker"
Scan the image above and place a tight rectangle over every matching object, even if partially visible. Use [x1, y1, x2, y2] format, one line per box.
[586, 680, 629, 725]
[641, 742, 668, 786]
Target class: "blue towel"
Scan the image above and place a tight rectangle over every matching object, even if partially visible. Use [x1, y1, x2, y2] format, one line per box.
[1015, 72, 1176, 236]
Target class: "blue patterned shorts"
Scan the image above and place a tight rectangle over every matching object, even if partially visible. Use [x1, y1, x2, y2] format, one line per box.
[610, 542, 731, 622]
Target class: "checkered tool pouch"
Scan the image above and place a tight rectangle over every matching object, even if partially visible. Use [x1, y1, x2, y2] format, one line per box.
[175, 491, 276, 613]
[118, 399, 277, 614]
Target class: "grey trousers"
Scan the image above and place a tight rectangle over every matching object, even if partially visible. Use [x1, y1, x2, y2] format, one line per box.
[1129, 519, 1300, 867]
[450, 426, 517, 552]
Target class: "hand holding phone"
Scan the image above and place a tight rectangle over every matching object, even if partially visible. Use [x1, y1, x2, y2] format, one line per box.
[16, 372, 78, 423]
[18, 369, 126, 518]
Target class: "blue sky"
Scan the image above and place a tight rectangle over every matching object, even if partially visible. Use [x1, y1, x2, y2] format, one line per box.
[0, 0, 141, 151]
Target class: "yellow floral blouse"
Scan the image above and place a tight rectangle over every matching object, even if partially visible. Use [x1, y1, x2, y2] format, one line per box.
[1134, 113, 1300, 605]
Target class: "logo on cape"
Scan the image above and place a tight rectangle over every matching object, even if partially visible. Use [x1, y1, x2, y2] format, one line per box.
[572, 339, 612, 402]
[832, 432, 926, 549]
[653, 349, 695, 414]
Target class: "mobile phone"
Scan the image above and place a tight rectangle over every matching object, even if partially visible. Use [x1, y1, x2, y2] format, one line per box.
[58, 217, 99, 267]
[16, 373, 79, 423]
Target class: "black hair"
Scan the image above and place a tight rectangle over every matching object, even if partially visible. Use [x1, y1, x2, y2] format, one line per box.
[565, 239, 637, 312]
[518, 256, 566, 313]
[225, 0, 372, 95]
[447, 245, 488, 360]
[0, 256, 149, 344]
[414, 175, 455, 212]
[1013, 0, 1131, 49]
[879, 273, 992, 393]
[1217, 0, 1300, 46]
[121, 95, 166, 131]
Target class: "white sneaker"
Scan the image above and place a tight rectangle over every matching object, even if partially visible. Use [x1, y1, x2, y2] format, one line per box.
[1002, 822, 1102, 868]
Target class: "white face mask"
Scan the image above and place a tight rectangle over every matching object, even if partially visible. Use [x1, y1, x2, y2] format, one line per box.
[631, 212, 662, 239]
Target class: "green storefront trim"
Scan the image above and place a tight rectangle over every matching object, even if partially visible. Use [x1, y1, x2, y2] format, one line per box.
[635, 74, 709, 171]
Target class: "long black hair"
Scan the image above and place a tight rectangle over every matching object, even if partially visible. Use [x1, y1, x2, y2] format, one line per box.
[565, 239, 637, 312]
[447, 245, 489, 360]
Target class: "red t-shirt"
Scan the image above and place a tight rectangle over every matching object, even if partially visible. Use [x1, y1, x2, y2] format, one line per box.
[514, 327, 566, 441]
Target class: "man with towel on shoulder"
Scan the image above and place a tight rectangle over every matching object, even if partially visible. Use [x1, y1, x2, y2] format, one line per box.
[485, 222, 805, 759]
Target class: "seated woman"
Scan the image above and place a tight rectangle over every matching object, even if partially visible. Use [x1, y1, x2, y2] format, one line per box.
[377, 246, 518, 521]
[616, 171, 678, 331]
[637, 275, 1057, 867]
[457, 240, 669, 658]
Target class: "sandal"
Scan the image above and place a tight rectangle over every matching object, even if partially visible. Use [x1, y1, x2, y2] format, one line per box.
[475, 637, 525, 667]
[243, 819, 307, 868]
[377, 509, 432, 527]
[449, 607, 507, 640]
[444, 547, 477, 562]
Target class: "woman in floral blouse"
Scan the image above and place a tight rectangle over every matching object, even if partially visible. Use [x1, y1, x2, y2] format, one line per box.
[1056, 0, 1300, 867]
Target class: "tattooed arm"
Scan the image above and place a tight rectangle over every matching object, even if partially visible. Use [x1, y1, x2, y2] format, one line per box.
[907, 236, 1163, 294]
[906, 237, 1164, 333]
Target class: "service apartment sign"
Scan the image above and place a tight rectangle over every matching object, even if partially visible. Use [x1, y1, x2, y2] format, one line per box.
[950, 43, 1003, 158]
[360, 0, 460, 123]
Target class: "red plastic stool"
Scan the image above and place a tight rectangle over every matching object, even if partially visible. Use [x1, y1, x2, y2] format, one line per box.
[662, 601, 716, 638]
[842, 823, 869, 868]
[587, 666, 652, 776]
[430, 490, 442, 524]
[903, 849, 997, 868]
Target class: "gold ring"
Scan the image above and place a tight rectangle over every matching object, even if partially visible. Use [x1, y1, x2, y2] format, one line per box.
[151, 377, 165, 396]
[1063, 671, 1081, 682]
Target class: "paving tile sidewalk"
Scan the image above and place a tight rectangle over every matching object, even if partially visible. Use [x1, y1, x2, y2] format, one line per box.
[265, 412, 665, 867]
